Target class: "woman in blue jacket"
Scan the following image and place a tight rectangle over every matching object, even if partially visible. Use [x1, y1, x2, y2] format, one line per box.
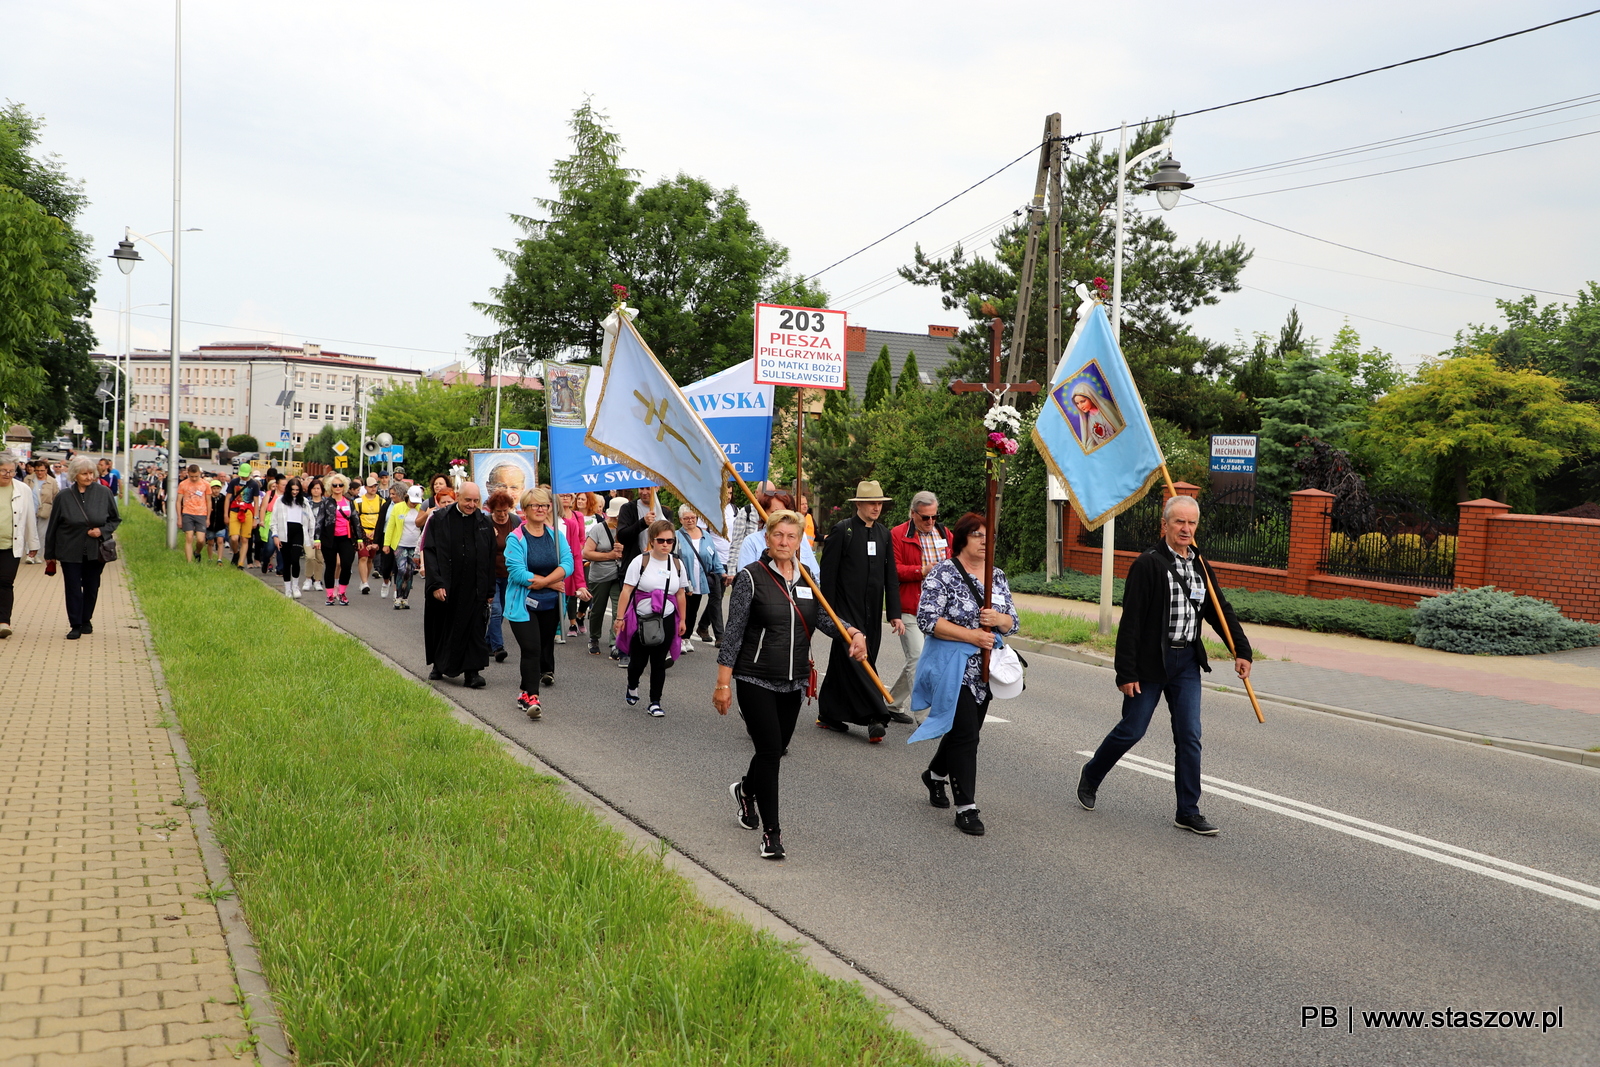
[504, 486, 572, 719]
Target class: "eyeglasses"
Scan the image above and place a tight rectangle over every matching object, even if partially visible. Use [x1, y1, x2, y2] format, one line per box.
[653, 537, 676, 545]
[528, 502, 551, 510]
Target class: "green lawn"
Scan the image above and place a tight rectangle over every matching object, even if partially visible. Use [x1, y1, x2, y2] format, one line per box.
[1017, 608, 1258, 664]
[123, 507, 955, 1066]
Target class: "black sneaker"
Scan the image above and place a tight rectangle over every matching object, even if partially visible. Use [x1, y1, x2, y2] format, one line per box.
[541, 672, 555, 687]
[760, 830, 785, 860]
[494, 649, 508, 663]
[815, 719, 849, 734]
[954, 809, 986, 836]
[729, 780, 759, 830]
[1175, 813, 1219, 836]
[921, 770, 951, 809]
[615, 654, 630, 668]
[868, 723, 886, 743]
[588, 641, 601, 656]
[886, 710, 915, 725]
[1076, 766, 1097, 811]
[464, 672, 486, 689]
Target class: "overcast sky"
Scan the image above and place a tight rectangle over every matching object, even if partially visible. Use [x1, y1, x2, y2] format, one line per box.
[8, 1, 1597, 375]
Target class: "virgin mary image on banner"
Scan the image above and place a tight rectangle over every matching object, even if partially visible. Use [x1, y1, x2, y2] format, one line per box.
[1052, 360, 1126, 455]
[546, 364, 589, 428]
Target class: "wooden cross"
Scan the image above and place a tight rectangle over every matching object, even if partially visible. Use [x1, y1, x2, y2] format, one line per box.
[948, 313, 1040, 678]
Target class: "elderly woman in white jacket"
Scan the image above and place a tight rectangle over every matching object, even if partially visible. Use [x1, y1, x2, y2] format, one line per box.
[0, 451, 42, 639]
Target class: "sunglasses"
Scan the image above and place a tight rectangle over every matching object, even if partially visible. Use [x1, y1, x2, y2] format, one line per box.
[652, 537, 676, 545]
[914, 512, 937, 521]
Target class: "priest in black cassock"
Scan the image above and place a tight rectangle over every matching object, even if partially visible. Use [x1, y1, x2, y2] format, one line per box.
[423, 481, 496, 688]
[816, 480, 903, 741]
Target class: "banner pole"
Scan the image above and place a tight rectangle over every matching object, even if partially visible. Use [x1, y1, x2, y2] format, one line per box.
[724, 458, 893, 705]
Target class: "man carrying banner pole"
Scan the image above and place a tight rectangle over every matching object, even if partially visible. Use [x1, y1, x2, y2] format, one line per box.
[1033, 293, 1263, 835]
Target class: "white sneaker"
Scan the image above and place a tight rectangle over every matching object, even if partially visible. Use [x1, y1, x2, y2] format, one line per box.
[554, 631, 566, 644]
[380, 583, 389, 598]
[284, 581, 294, 596]
[293, 584, 303, 599]
[302, 577, 312, 590]
[314, 580, 324, 591]
[683, 637, 695, 653]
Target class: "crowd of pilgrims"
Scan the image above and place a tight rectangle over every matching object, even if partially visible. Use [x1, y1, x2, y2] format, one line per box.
[160, 468, 1020, 862]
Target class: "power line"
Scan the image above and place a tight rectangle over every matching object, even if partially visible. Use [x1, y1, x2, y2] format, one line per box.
[784, 10, 1600, 293]
[1253, 256, 1497, 298]
[1078, 9, 1600, 137]
[1200, 126, 1600, 204]
[1241, 284, 1454, 338]
[1185, 195, 1578, 298]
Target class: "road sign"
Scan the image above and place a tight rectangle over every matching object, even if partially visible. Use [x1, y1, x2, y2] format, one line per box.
[278, 429, 292, 445]
[334, 456, 349, 469]
[333, 440, 349, 456]
[376, 445, 405, 462]
[98, 418, 110, 433]
[753, 303, 848, 389]
[197, 438, 210, 451]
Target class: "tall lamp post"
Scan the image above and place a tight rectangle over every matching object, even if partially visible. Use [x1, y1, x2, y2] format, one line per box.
[110, 229, 194, 506]
[1098, 122, 1193, 634]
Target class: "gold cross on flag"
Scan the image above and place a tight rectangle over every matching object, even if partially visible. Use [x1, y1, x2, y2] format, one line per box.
[634, 389, 701, 464]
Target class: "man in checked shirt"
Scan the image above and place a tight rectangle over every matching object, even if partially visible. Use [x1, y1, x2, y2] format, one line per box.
[1076, 494, 1253, 835]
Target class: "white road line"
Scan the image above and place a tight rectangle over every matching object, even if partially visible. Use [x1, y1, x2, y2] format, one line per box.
[1076, 750, 1600, 912]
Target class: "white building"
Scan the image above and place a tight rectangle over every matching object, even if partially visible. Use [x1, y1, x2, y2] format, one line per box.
[103, 342, 424, 449]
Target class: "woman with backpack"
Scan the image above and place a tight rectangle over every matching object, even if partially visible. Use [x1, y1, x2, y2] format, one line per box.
[613, 518, 688, 718]
[583, 497, 627, 658]
[504, 486, 571, 719]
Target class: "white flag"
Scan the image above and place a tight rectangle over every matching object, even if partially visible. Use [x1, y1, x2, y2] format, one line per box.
[584, 313, 729, 536]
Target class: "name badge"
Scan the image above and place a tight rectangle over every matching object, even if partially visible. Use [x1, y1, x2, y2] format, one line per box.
[795, 585, 813, 599]
[1189, 584, 1205, 602]
[866, 541, 877, 556]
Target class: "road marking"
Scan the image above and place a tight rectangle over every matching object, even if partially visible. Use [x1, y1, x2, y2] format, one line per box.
[985, 715, 1010, 723]
[1076, 750, 1600, 911]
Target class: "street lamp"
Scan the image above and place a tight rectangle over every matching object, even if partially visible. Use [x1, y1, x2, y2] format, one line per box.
[1097, 124, 1195, 633]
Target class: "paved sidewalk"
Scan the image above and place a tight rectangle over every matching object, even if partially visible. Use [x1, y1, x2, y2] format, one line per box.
[0, 562, 253, 1066]
[1013, 591, 1600, 753]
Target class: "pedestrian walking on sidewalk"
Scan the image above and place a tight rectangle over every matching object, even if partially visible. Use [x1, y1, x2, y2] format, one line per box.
[557, 493, 589, 640]
[485, 490, 521, 662]
[26, 459, 56, 562]
[614, 519, 688, 718]
[673, 504, 720, 654]
[178, 466, 210, 562]
[205, 480, 228, 564]
[714, 509, 868, 861]
[423, 482, 494, 689]
[384, 484, 423, 608]
[43, 455, 120, 640]
[0, 453, 42, 639]
[888, 490, 952, 724]
[1076, 495, 1253, 836]
[908, 513, 1018, 837]
[505, 487, 572, 718]
[302, 476, 327, 588]
[270, 478, 312, 598]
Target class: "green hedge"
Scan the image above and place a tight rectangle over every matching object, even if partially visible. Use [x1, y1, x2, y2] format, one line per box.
[1009, 570, 1417, 643]
[1412, 586, 1600, 655]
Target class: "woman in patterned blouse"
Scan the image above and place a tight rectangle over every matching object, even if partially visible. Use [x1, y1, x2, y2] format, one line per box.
[915, 512, 1020, 836]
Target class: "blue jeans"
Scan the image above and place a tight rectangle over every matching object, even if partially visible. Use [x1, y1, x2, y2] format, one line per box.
[487, 576, 508, 652]
[1082, 644, 1204, 816]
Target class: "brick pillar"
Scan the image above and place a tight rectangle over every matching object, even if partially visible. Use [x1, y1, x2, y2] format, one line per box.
[1453, 498, 1510, 590]
[1062, 502, 1085, 573]
[1166, 481, 1201, 502]
[1287, 489, 1334, 597]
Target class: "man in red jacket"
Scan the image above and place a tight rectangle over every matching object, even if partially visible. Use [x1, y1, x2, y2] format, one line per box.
[888, 490, 953, 722]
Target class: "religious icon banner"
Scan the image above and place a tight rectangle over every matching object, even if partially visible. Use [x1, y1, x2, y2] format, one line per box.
[583, 312, 732, 536]
[1032, 298, 1164, 530]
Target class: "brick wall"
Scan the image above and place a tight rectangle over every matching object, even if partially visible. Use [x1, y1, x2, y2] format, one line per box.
[1058, 487, 1599, 621]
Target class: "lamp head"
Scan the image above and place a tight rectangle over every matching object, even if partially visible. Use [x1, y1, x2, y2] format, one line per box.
[1144, 158, 1194, 212]
[110, 238, 143, 275]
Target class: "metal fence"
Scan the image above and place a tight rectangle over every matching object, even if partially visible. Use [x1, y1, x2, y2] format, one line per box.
[1320, 492, 1457, 590]
[1075, 489, 1290, 569]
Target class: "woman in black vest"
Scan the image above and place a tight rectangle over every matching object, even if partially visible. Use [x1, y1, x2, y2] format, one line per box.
[712, 510, 867, 861]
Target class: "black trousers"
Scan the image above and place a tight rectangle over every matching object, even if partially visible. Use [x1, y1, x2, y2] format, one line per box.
[323, 535, 356, 588]
[927, 684, 990, 807]
[0, 551, 18, 624]
[509, 608, 559, 694]
[626, 632, 673, 703]
[735, 680, 802, 833]
[702, 573, 724, 638]
[61, 560, 106, 629]
[681, 593, 705, 636]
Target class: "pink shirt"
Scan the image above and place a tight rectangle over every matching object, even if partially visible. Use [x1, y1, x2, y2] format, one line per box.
[333, 497, 353, 538]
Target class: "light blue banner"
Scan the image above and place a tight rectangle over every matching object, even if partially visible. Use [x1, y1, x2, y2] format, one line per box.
[1032, 299, 1164, 530]
[498, 428, 540, 450]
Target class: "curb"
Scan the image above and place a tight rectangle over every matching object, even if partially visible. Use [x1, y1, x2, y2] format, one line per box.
[1010, 636, 1600, 770]
[296, 591, 1004, 1067]
[126, 578, 296, 1067]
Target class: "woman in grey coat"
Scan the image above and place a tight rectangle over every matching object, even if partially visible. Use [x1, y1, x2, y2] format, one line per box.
[44, 455, 121, 639]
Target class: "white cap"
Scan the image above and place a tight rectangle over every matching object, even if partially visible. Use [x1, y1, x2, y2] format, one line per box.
[988, 643, 1025, 700]
[408, 485, 424, 503]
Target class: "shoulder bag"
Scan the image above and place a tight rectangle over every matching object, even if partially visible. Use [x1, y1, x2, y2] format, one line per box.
[761, 563, 819, 700]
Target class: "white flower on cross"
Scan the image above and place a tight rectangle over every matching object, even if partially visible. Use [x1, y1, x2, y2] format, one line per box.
[983, 404, 1023, 436]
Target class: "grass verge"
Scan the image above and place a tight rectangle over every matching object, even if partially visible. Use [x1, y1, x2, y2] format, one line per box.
[122, 507, 955, 1066]
[1017, 608, 1257, 664]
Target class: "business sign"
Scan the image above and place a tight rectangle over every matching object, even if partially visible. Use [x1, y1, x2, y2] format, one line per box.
[548, 359, 774, 493]
[1209, 435, 1257, 473]
[752, 303, 847, 389]
[498, 429, 540, 450]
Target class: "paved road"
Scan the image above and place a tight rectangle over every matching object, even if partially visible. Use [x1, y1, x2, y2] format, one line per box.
[255, 571, 1600, 1066]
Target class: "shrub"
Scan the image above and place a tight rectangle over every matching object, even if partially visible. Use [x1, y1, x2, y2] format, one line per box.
[228, 433, 259, 453]
[1432, 534, 1457, 563]
[1328, 532, 1352, 558]
[1412, 586, 1600, 655]
[1392, 533, 1424, 553]
[1355, 531, 1388, 562]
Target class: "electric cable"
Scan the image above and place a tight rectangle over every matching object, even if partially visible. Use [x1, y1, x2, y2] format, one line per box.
[1184, 195, 1578, 298]
[1240, 284, 1454, 338]
[94, 305, 461, 359]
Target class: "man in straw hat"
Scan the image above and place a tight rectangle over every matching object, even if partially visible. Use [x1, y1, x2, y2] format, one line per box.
[815, 480, 903, 741]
